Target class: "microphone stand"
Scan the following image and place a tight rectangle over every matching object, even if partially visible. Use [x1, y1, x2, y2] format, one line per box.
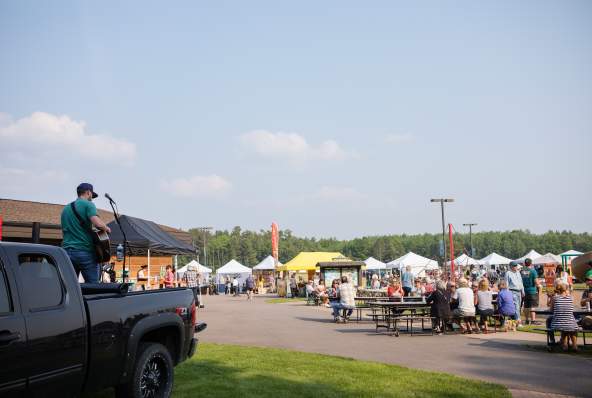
[107, 196, 129, 283]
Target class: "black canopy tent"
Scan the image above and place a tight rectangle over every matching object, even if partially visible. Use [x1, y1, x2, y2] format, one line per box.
[108, 215, 195, 256]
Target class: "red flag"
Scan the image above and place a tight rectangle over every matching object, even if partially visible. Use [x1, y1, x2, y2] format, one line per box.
[271, 222, 279, 264]
[448, 223, 455, 277]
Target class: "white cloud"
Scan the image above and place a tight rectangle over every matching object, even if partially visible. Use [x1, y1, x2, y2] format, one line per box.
[240, 130, 353, 163]
[385, 133, 414, 144]
[161, 175, 232, 198]
[0, 111, 137, 164]
[0, 166, 69, 196]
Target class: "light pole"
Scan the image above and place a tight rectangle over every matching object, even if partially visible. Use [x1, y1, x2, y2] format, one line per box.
[462, 223, 477, 258]
[430, 198, 454, 273]
[196, 227, 213, 268]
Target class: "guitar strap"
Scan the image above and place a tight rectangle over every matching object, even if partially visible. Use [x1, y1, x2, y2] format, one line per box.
[70, 201, 94, 238]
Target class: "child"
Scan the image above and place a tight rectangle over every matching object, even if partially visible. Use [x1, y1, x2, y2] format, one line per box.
[550, 282, 578, 352]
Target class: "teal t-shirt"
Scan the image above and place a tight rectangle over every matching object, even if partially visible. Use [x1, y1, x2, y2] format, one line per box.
[520, 267, 538, 295]
[61, 198, 98, 252]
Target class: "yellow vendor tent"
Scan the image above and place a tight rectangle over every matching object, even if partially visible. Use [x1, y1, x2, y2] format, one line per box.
[277, 252, 349, 271]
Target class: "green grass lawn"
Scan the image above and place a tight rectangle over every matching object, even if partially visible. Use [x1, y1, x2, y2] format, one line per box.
[265, 297, 307, 304]
[87, 343, 509, 398]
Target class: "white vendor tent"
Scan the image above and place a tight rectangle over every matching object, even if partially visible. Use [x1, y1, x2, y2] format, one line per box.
[386, 252, 439, 276]
[364, 257, 387, 271]
[447, 253, 481, 267]
[253, 255, 280, 271]
[177, 260, 213, 285]
[480, 252, 512, 267]
[216, 259, 252, 286]
[533, 253, 561, 265]
[560, 250, 583, 256]
[514, 250, 542, 264]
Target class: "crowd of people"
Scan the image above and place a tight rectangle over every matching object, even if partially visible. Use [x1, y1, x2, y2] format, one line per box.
[328, 260, 591, 352]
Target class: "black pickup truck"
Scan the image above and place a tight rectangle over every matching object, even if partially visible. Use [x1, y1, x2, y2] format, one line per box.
[0, 242, 207, 398]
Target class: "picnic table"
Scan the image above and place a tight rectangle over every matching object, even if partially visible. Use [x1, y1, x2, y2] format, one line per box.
[369, 301, 432, 336]
[531, 307, 592, 348]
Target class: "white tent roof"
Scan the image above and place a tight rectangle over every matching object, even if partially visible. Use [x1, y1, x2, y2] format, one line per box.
[515, 250, 542, 264]
[560, 250, 583, 256]
[447, 253, 481, 267]
[386, 252, 439, 274]
[253, 255, 280, 270]
[177, 260, 212, 274]
[364, 257, 387, 270]
[217, 259, 252, 274]
[533, 253, 561, 265]
[480, 252, 512, 266]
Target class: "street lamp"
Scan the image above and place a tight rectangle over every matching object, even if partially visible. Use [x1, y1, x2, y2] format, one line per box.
[196, 227, 213, 268]
[462, 223, 478, 258]
[430, 198, 454, 271]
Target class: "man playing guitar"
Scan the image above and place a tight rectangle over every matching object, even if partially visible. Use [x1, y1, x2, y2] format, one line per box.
[60, 183, 111, 283]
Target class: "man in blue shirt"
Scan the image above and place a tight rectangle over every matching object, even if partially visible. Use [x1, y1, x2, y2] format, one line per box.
[505, 261, 525, 325]
[61, 183, 111, 283]
[401, 266, 414, 297]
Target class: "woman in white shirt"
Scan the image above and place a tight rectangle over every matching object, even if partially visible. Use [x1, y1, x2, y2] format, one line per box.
[452, 278, 478, 333]
[475, 279, 494, 333]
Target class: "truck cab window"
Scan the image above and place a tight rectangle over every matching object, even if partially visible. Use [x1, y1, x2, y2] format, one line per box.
[19, 254, 64, 310]
[0, 265, 11, 313]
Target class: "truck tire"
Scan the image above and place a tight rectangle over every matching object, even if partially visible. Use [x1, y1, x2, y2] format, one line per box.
[116, 342, 174, 398]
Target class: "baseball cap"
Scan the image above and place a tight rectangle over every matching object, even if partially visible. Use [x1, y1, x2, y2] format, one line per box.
[510, 261, 519, 267]
[585, 269, 592, 281]
[524, 258, 532, 265]
[77, 182, 98, 198]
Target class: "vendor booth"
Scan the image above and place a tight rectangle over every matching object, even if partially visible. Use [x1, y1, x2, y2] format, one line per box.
[253, 255, 279, 293]
[107, 215, 196, 288]
[276, 252, 348, 296]
[216, 259, 252, 294]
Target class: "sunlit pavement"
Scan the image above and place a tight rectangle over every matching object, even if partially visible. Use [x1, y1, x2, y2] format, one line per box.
[196, 294, 591, 398]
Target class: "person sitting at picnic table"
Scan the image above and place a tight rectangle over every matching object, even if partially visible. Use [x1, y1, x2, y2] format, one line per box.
[305, 280, 315, 300]
[328, 279, 340, 298]
[331, 275, 355, 322]
[387, 279, 403, 298]
[578, 269, 592, 330]
[452, 278, 478, 333]
[550, 281, 579, 352]
[446, 281, 458, 312]
[411, 278, 425, 297]
[315, 279, 330, 307]
[475, 278, 494, 333]
[426, 280, 451, 334]
[497, 279, 518, 331]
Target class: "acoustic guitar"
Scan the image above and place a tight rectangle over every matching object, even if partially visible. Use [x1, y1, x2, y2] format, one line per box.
[70, 202, 112, 263]
[92, 227, 112, 263]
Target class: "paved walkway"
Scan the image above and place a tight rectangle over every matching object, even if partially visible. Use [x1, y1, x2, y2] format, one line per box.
[197, 295, 592, 398]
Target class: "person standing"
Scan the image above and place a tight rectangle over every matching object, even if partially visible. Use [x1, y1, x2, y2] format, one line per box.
[246, 274, 255, 300]
[401, 266, 414, 297]
[520, 258, 541, 325]
[506, 261, 525, 325]
[232, 276, 239, 296]
[183, 264, 199, 303]
[61, 182, 111, 284]
[163, 265, 175, 288]
[137, 264, 149, 290]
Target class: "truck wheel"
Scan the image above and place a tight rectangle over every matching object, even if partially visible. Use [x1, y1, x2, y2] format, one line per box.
[116, 343, 174, 398]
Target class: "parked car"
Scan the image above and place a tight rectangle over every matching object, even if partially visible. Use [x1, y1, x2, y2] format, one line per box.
[0, 242, 206, 398]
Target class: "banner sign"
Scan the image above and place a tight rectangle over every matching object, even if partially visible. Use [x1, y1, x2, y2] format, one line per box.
[544, 264, 557, 295]
[271, 222, 279, 264]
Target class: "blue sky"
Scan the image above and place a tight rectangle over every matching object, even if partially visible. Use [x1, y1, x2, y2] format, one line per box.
[1, 1, 591, 238]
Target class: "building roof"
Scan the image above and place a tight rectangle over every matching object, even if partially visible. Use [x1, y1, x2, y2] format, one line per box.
[0, 198, 192, 245]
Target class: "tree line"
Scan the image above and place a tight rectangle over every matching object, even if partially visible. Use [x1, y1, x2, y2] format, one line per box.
[183, 227, 592, 271]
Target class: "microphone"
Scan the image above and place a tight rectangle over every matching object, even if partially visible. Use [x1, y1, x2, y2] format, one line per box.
[105, 193, 116, 203]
